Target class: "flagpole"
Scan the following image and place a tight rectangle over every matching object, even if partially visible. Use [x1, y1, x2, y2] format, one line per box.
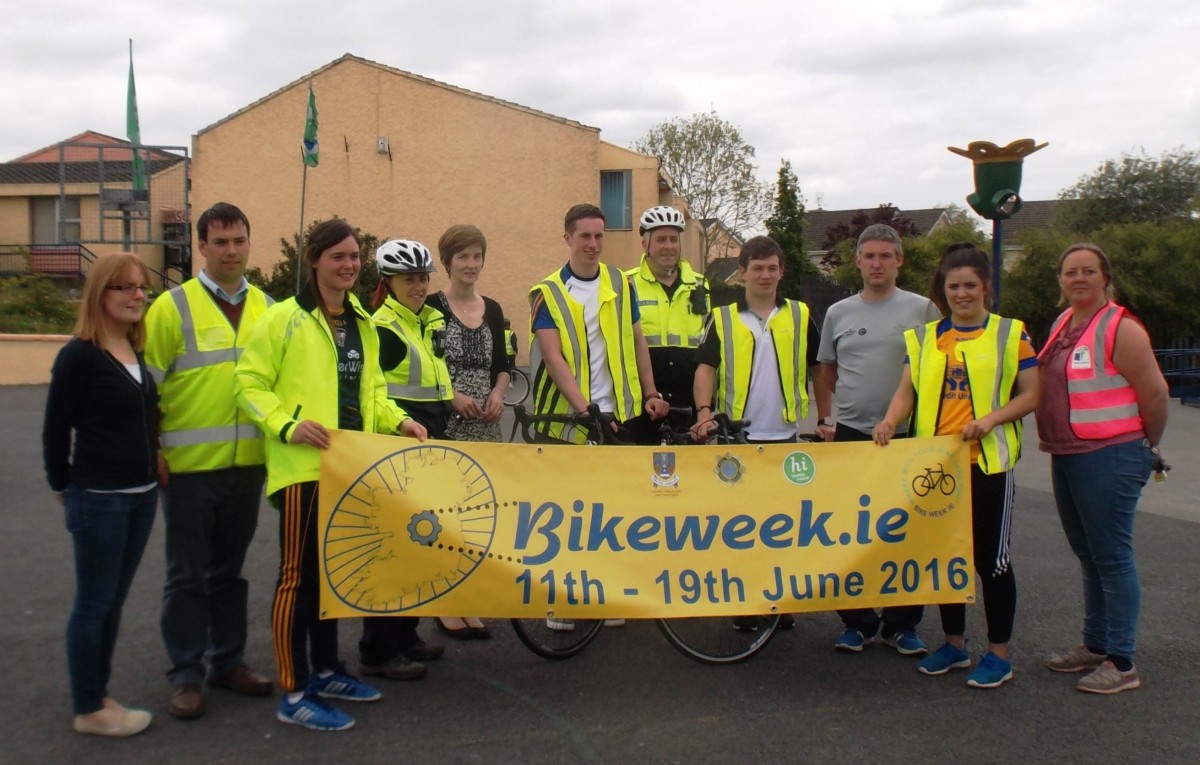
[296, 80, 319, 295]
[296, 164, 307, 295]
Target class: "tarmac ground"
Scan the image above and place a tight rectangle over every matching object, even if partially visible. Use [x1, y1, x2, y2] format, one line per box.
[3, 385, 1198, 765]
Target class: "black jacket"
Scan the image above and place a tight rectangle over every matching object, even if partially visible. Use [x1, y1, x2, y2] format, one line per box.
[43, 338, 159, 492]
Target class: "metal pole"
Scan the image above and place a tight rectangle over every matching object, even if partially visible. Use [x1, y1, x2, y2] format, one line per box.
[991, 218, 1003, 312]
[295, 163, 308, 295]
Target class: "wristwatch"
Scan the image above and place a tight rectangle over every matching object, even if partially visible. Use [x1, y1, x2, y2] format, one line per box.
[819, 416, 834, 427]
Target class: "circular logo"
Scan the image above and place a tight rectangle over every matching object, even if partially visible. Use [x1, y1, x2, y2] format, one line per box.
[782, 451, 816, 486]
[715, 454, 745, 484]
[901, 445, 962, 519]
[323, 445, 497, 614]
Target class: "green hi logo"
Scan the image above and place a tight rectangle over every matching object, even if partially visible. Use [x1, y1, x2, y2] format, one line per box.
[783, 451, 815, 486]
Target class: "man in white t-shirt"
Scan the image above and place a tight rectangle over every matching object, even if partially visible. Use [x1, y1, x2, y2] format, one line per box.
[814, 223, 943, 656]
[528, 203, 669, 443]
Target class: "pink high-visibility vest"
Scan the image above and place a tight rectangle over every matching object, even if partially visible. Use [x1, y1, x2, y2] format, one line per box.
[1039, 303, 1143, 439]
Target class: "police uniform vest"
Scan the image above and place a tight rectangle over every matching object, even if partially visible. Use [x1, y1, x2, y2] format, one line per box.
[145, 278, 273, 473]
[1038, 302, 1143, 440]
[711, 299, 810, 423]
[906, 314, 1024, 475]
[528, 264, 641, 443]
[372, 296, 453, 403]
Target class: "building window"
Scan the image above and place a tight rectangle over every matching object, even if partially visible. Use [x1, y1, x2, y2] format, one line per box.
[61, 196, 81, 242]
[600, 170, 632, 229]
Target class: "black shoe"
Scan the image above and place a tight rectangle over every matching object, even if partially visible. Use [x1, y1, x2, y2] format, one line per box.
[733, 616, 761, 632]
[402, 639, 445, 662]
[778, 613, 796, 630]
[359, 655, 427, 681]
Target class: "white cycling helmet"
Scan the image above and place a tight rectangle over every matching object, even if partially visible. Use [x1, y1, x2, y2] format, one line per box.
[638, 206, 686, 235]
[375, 239, 436, 275]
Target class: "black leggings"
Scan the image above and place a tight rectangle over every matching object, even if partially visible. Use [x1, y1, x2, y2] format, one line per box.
[937, 464, 1017, 644]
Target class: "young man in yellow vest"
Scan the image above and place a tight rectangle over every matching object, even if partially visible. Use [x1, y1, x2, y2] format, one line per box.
[528, 203, 670, 444]
[692, 235, 818, 631]
[624, 206, 709, 445]
[145, 203, 275, 719]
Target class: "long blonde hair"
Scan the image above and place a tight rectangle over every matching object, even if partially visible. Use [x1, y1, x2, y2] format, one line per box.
[73, 252, 151, 352]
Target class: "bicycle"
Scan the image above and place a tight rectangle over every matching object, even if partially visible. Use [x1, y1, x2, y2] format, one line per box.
[653, 411, 787, 664]
[501, 320, 530, 408]
[911, 462, 956, 497]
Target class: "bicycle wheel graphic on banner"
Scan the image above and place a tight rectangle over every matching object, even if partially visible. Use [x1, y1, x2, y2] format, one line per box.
[323, 444, 497, 615]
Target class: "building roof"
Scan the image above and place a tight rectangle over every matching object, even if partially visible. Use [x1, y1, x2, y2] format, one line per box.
[698, 218, 745, 245]
[705, 257, 742, 285]
[9, 131, 181, 164]
[805, 206, 947, 251]
[196, 53, 599, 138]
[1002, 200, 1063, 240]
[0, 158, 185, 186]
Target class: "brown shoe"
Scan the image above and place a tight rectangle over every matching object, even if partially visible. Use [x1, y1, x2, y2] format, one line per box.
[208, 665, 274, 696]
[168, 682, 204, 719]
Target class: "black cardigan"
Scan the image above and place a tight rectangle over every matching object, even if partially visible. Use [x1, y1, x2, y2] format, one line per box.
[42, 338, 159, 492]
[425, 291, 510, 386]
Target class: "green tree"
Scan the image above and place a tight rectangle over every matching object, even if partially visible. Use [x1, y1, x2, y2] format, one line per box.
[1057, 147, 1200, 233]
[247, 218, 381, 304]
[765, 159, 815, 300]
[634, 111, 771, 269]
[819, 204, 922, 272]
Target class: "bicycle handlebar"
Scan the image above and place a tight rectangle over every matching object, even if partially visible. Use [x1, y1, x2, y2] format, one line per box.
[511, 403, 622, 445]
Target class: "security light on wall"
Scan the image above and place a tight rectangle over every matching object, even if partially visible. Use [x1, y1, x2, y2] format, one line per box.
[377, 137, 390, 154]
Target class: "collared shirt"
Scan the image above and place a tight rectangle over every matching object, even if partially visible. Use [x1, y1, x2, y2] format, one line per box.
[198, 269, 249, 305]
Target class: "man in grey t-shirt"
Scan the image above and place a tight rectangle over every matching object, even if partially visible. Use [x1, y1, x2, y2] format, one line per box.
[814, 224, 942, 656]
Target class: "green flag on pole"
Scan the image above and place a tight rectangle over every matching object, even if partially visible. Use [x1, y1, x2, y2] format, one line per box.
[126, 39, 147, 191]
[302, 83, 319, 167]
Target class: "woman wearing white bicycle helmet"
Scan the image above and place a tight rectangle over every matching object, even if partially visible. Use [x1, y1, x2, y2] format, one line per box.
[359, 238, 452, 682]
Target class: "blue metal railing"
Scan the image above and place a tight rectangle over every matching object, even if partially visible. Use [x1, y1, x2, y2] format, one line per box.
[1155, 349, 1200, 406]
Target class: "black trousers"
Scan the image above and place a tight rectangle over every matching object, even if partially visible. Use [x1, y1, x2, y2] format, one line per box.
[832, 423, 924, 637]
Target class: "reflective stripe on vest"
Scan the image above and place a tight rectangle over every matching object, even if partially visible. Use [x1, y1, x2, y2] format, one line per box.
[170, 288, 240, 373]
[385, 319, 444, 401]
[161, 422, 265, 448]
[1040, 304, 1142, 438]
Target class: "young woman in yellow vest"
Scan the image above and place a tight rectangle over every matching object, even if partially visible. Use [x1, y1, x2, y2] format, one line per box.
[356, 239, 452, 681]
[1036, 243, 1168, 695]
[235, 220, 427, 731]
[873, 244, 1039, 689]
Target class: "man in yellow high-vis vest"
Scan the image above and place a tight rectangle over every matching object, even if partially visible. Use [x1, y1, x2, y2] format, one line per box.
[145, 203, 274, 720]
[624, 206, 709, 444]
[528, 203, 670, 445]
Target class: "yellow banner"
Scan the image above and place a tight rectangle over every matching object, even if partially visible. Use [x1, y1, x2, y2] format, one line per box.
[318, 432, 974, 619]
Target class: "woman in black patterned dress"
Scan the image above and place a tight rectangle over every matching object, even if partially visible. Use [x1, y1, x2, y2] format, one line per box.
[426, 224, 510, 638]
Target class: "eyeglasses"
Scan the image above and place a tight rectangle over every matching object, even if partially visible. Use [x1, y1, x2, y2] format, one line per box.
[106, 284, 149, 295]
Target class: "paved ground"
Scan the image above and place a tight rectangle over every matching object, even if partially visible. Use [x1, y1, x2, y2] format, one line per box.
[3, 385, 1198, 764]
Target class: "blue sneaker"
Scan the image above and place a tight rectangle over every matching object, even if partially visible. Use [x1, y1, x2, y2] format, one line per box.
[919, 642, 972, 675]
[308, 671, 382, 702]
[967, 651, 1014, 689]
[883, 630, 928, 656]
[834, 628, 876, 652]
[277, 692, 354, 731]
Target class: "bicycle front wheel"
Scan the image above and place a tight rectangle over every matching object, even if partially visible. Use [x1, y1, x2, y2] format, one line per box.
[510, 617, 603, 660]
[505, 368, 530, 407]
[656, 614, 781, 665]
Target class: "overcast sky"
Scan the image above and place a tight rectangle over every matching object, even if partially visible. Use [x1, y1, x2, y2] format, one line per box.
[3, 0, 1197, 213]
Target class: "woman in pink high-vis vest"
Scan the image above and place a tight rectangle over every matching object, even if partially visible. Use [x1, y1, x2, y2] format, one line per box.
[1036, 243, 1169, 695]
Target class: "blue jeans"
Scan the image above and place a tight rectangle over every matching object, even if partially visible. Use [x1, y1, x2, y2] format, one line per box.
[65, 486, 157, 714]
[1050, 440, 1154, 660]
[160, 466, 265, 685]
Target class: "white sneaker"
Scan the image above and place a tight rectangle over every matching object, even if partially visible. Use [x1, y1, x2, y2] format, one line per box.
[603, 619, 626, 627]
[546, 618, 574, 631]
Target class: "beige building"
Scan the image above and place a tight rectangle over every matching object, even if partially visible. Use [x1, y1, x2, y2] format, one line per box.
[192, 54, 697, 360]
[0, 131, 189, 285]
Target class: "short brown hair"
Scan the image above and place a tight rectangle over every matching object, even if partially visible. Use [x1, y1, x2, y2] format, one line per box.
[1057, 242, 1115, 305]
[738, 235, 784, 269]
[564, 203, 605, 234]
[437, 224, 488, 269]
[73, 252, 152, 351]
